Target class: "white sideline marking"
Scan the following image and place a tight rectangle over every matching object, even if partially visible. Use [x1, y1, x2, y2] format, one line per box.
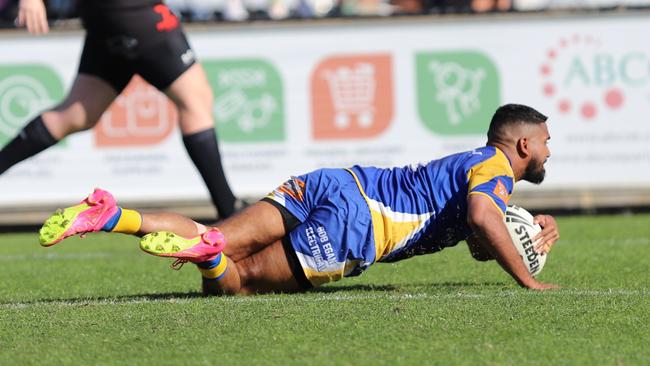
[0, 252, 136, 261]
[2, 289, 649, 310]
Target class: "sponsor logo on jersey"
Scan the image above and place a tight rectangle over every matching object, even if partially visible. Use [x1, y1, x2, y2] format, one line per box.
[276, 177, 306, 202]
[492, 178, 509, 203]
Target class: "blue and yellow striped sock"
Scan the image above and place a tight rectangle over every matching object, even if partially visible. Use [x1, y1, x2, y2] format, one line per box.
[101, 208, 142, 234]
[196, 253, 228, 280]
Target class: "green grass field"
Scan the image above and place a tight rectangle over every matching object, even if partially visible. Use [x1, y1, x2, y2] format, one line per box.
[1, 214, 649, 365]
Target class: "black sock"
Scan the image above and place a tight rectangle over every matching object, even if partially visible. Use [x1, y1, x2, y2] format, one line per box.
[0, 116, 58, 175]
[183, 128, 237, 219]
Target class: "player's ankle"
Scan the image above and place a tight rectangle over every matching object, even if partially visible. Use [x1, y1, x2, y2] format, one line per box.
[196, 253, 228, 280]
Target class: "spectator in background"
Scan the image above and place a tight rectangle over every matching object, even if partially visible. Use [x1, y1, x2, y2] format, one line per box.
[471, 0, 511, 12]
[0, 0, 16, 24]
[48, 0, 76, 19]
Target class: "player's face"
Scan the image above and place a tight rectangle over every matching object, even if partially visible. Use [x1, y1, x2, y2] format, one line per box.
[522, 123, 551, 184]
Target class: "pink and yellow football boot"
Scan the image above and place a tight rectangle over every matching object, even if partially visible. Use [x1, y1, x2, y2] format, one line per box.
[39, 188, 118, 247]
[139, 228, 226, 269]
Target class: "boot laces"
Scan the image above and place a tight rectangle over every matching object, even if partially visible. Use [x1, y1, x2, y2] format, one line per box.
[171, 259, 188, 270]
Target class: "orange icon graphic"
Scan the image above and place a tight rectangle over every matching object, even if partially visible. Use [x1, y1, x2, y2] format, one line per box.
[95, 76, 176, 147]
[311, 54, 393, 139]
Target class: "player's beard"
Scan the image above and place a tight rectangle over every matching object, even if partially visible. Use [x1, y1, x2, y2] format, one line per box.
[522, 156, 546, 184]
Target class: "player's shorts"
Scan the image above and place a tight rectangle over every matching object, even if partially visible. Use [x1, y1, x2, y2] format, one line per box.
[264, 169, 377, 287]
[78, 2, 195, 92]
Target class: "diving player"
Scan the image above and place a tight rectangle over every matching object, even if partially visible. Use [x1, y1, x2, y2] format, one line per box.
[38, 104, 561, 294]
[2, 0, 239, 219]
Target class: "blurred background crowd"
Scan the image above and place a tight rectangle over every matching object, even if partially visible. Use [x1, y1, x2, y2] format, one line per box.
[0, 0, 649, 25]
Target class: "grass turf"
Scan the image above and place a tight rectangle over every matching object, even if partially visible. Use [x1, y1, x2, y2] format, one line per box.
[0, 214, 649, 365]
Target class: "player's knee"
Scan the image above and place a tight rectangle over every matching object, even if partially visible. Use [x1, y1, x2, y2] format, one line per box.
[175, 82, 213, 113]
[46, 106, 98, 133]
[237, 257, 265, 289]
[177, 101, 214, 133]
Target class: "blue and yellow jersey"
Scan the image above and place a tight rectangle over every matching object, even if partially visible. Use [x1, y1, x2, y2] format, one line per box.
[348, 145, 514, 263]
[266, 145, 514, 286]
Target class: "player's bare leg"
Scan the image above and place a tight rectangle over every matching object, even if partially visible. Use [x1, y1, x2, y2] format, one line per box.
[140, 201, 302, 295]
[164, 63, 214, 134]
[42, 74, 118, 139]
[164, 63, 238, 219]
[39, 189, 302, 295]
[202, 240, 302, 295]
[0, 74, 117, 175]
[203, 201, 303, 294]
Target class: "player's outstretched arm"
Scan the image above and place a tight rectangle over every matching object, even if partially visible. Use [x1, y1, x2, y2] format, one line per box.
[467, 194, 560, 290]
[16, 0, 49, 35]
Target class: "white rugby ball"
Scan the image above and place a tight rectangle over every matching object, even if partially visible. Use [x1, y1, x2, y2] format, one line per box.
[504, 205, 547, 276]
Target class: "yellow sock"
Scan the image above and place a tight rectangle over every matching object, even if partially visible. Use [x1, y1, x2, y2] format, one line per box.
[112, 209, 142, 234]
[197, 253, 228, 280]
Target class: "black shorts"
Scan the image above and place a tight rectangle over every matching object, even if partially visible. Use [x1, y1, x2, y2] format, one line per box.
[78, 2, 196, 92]
[262, 198, 313, 290]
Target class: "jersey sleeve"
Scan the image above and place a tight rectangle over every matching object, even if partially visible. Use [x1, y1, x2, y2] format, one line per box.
[467, 156, 514, 214]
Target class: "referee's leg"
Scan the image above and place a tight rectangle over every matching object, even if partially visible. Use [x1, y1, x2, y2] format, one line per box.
[165, 63, 238, 220]
[43, 74, 118, 138]
[0, 74, 117, 174]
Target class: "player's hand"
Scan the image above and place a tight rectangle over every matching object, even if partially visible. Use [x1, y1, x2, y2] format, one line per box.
[522, 279, 561, 291]
[16, 0, 49, 35]
[532, 214, 559, 255]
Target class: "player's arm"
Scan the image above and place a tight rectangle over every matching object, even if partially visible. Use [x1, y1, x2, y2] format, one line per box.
[467, 194, 559, 290]
[17, 0, 49, 35]
[466, 234, 494, 261]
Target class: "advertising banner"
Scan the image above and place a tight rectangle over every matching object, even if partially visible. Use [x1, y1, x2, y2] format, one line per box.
[1, 14, 650, 208]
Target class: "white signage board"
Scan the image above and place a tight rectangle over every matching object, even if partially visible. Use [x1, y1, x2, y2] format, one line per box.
[1, 14, 650, 207]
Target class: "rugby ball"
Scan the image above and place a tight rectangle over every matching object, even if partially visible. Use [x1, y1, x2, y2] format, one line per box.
[504, 205, 547, 276]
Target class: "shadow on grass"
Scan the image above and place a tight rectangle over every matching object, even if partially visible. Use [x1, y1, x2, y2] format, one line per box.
[311, 280, 509, 294]
[2, 281, 511, 306]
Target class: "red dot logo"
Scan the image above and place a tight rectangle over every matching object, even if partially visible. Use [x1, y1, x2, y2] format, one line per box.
[543, 83, 555, 96]
[581, 102, 597, 120]
[540, 35, 624, 121]
[605, 88, 624, 109]
[558, 99, 571, 114]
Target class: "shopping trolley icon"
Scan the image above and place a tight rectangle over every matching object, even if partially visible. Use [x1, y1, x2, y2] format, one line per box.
[0, 75, 54, 137]
[429, 61, 485, 125]
[322, 63, 376, 129]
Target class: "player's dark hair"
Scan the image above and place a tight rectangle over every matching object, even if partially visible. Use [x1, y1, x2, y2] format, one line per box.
[487, 104, 547, 142]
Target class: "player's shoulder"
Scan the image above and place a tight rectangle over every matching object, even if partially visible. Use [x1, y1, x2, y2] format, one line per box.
[405, 146, 509, 175]
[466, 146, 512, 173]
[467, 146, 499, 162]
[433, 146, 500, 171]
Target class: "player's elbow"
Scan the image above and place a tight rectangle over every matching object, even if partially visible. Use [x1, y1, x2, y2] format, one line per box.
[466, 234, 496, 262]
[472, 251, 494, 261]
